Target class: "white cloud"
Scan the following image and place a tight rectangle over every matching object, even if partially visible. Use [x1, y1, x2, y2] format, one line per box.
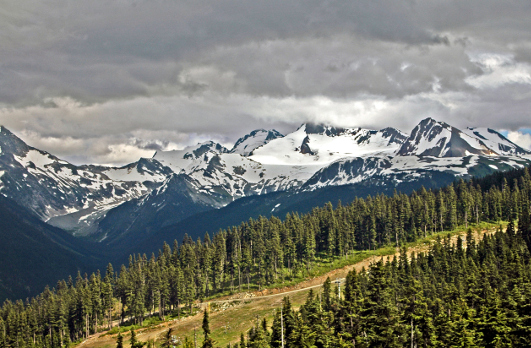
[1, 83, 530, 166]
[1, 1, 531, 165]
[101, 144, 156, 166]
[466, 53, 531, 88]
[507, 130, 531, 150]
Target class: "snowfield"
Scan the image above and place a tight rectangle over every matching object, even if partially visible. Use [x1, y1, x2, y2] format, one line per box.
[1, 118, 530, 236]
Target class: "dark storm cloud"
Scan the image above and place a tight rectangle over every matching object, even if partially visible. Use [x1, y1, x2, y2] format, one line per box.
[0, 0, 494, 104]
[0, 0, 530, 164]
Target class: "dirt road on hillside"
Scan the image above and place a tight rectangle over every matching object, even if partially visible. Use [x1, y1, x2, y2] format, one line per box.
[229, 227, 495, 302]
[80, 227, 497, 348]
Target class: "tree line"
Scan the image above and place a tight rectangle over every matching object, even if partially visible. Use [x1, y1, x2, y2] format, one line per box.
[1, 166, 531, 347]
[239, 223, 531, 347]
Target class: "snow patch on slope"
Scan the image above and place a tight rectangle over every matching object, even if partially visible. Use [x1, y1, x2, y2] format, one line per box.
[14, 149, 60, 168]
[462, 127, 530, 156]
[230, 129, 284, 156]
[102, 161, 169, 182]
[398, 118, 496, 157]
[303, 154, 531, 191]
[250, 124, 405, 166]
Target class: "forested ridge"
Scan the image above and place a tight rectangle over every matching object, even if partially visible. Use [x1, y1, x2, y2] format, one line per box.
[1, 166, 531, 348]
[240, 224, 531, 347]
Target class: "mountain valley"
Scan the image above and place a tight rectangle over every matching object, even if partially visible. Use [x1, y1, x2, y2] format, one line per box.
[1, 118, 530, 299]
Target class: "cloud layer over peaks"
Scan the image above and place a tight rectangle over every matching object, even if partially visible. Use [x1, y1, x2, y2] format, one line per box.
[1, 0, 531, 164]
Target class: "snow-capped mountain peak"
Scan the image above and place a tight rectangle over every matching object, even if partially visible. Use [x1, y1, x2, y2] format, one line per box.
[303, 123, 345, 136]
[184, 141, 229, 158]
[98, 158, 173, 183]
[250, 123, 407, 165]
[152, 141, 229, 174]
[2, 118, 530, 242]
[462, 127, 530, 156]
[397, 117, 498, 157]
[380, 127, 409, 146]
[230, 129, 284, 156]
[0, 125, 31, 157]
[0, 126, 173, 235]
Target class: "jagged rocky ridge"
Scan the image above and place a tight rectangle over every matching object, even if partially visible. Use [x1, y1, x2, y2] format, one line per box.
[0, 126, 172, 236]
[0, 118, 530, 243]
[230, 129, 284, 156]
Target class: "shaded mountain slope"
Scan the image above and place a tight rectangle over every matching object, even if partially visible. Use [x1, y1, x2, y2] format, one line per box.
[95, 174, 221, 252]
[0, 196, 104, 301]
[125, 170, 458, 259]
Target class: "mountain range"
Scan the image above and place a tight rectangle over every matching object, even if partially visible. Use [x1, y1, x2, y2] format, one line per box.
[1, 118, 530, 299]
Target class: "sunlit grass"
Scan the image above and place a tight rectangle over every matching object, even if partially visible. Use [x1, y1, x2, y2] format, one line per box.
[80, 221, 507, 348]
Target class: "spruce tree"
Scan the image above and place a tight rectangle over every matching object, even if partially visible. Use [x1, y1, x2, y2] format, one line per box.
[116, 331, 123, 348]
[202, 309, 215, 348]
[322, 277, 332, 312]
[248, 320, 269, 348]
[130, 329, 145, 348]
[269, 309, 282, 348]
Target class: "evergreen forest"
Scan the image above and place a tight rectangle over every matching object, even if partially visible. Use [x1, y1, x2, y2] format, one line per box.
[238, 224, 531, 347]
[2, 166, 531, 348]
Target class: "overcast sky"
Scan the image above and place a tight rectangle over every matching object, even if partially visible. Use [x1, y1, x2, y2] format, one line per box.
[1, 0, 531, 165]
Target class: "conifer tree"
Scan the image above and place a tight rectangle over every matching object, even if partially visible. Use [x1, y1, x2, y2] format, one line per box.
[280, 297, 296, 346]
[322, 277, 332, 312]
[269, 309, 283, 348]
[518, 197, 531, 248]
[202, 309, 215, 348]
[130, 329, 145, 348]
[248, 319, 269, 348]
[103, 263, 115, 329]
[116, 331, 124, 348]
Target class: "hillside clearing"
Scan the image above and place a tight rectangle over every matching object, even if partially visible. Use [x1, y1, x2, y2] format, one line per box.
[79, 224, 500, 348]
